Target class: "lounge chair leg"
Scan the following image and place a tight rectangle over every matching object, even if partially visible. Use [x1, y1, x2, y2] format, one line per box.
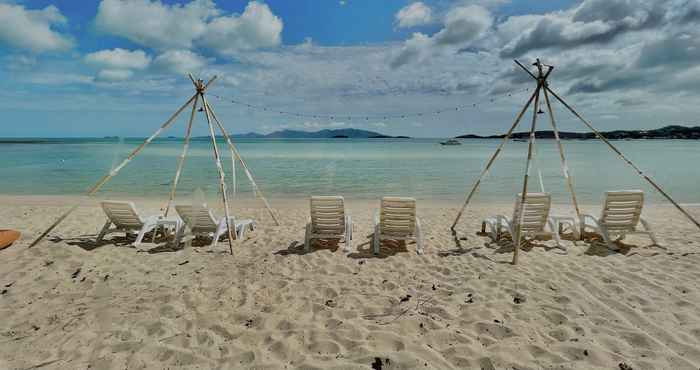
[97, 221, 111, 242]
[373, 224, 380, 255]
[415, 218, 424, 255]
[548, 219, 564, 250]
[134, 226, 149, 248]
[640, 219, 659, 246]
[304, 223, 312, 253]
[343, 216, 353, 253]
[599, 226, 616, 250]
[152, 225, 159, 243]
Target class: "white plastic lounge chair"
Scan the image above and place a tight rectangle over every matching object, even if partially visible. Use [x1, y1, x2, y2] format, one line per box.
[373, 197, 423, 255]
[97, 201, 161, 247]
[481, 193, 562, 248]
[304, 196, 352, 252]
[581, 190, 657, 249]
[175, 204, 255, 248]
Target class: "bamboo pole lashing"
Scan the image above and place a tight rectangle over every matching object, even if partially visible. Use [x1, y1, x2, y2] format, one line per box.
[164, 94, 200, 217]
[544, 85, 700, 231]
[200, 92, 236, 255]
[451, 86, 540, 231]
[28, 93, 198, 248]
[205, 99, 281, 226]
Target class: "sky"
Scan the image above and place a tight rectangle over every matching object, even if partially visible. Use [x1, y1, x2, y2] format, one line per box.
[1, 0, 699, 138]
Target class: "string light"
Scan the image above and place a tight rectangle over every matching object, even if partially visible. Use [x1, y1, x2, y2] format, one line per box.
[208, 86, 530, 121]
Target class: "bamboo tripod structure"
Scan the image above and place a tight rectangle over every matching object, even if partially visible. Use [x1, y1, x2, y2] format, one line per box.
[452, 58, 700, 265]
[29, 75, 280, 252]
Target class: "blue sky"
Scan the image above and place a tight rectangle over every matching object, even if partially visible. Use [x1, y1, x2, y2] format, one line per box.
[1, 0, 699, 137]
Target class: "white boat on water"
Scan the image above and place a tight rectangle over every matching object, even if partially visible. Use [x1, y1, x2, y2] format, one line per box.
[440, 139, 462, 146]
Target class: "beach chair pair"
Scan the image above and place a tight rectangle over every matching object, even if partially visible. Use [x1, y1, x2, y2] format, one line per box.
[482, 190, 657, 250]
[97, 201, 255, 249]
[304, 196, 423, 255]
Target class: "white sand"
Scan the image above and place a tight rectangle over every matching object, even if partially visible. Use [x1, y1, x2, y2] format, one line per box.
[1, 196, 700, 369]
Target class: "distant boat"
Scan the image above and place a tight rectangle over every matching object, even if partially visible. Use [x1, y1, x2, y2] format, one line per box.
[440, 139, 462, 146]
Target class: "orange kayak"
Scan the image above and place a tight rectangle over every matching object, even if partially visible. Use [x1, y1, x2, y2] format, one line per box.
[0, 230, 20, 250]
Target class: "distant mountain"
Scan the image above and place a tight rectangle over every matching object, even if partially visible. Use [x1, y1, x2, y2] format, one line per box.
[227, 128, 409, 139]
[455, 125, 700, 140]
[231, 132, 266, 139]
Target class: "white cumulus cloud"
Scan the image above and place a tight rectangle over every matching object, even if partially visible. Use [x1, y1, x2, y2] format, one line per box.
[94, 0, 283, 55]
[95, 0, 218, 49]
[391, 5, 492, 68]
[85, 48, 152, 70]
[0, 3, 73, 53]
[395, 2, 433, 29]
[200, 1, 283, 55]
[153, 49, 208, 74]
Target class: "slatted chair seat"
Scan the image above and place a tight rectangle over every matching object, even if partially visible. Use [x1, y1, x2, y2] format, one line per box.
[373, 197, 423, 255]
[304, 196, 352, 252]
[175, 204, 255, 249]
[97, 201, 161, 247]
[581, 190, 657, 249]
[482, 193, 562, 248]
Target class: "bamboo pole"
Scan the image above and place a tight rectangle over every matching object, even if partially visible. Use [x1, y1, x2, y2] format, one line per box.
[512, 83, 542, 265]
[205, 100, 281, 226]
[164, 94, 200, 217]
[29, 93, 198, 248]
[200, 90, 236, 255]
[451, 87, 540, 231]
[545, 86, 700, 230]
[542, 87, 582, 237]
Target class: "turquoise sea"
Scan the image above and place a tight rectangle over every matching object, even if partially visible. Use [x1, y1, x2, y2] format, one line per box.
[1, 138, 699, 204]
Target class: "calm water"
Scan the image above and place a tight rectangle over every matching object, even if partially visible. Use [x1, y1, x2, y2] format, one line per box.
[1, 138, 699, 204]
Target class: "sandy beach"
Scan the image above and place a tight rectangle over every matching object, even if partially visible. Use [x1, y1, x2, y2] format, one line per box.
[1, 196, 700, 369]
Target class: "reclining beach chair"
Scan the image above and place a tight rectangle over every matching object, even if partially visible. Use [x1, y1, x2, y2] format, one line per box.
[175, 204, 255, 248]
[581, 190, 657, 249]
[304, 196, 352, 252]
[97, 201, 161, 247]
[481, 193, 562, 248]
[373, 197, 423, 255]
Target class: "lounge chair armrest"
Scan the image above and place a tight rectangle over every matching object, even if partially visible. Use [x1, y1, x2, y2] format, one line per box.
[580, 213, 598, 225]
[494, 214, 511, 227]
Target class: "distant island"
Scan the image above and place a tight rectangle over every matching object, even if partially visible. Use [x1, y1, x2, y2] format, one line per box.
[455, 125, 700, 140]
[226, 128, 410, 139]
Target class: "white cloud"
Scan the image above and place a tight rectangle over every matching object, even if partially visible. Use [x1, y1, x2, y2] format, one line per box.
[0, 3, 73, 52]
[153, 49, 208, 74]
[85, 48, 151, 70]
[96, 69, 134, 81]
[391, 5, 492, 68]
[497, 0, 665, 57]
[95, 0, 218, 49]
[94, 0, 283, 55]
[434, 5, 492, 46]
[25, 73, 94, 85]
[200, 1, 283, 55]
[395, 2, 433, 29]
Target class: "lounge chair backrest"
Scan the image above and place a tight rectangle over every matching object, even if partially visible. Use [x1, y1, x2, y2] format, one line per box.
[600, 190, 644, 232]
[310, 196, 346, 234]
[512, 193, 551, 233]
[101, 201, 143, 228]
[175, 205, 218, 232]
[380, 197, 416, 237]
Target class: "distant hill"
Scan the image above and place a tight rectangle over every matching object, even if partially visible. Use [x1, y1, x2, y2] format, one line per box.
[226, 128, 409, 139]
[455, 125, 700, 140]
